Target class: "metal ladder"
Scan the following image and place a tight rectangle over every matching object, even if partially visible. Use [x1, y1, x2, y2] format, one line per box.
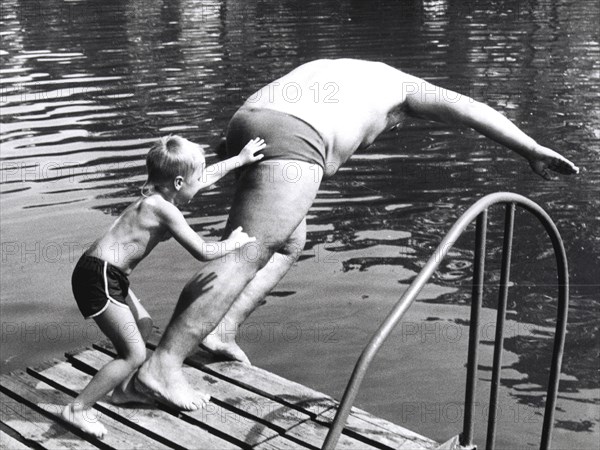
[322, 192, 569, 450]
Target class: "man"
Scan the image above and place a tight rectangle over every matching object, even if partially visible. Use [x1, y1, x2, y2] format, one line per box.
[137, 59, 578, 409]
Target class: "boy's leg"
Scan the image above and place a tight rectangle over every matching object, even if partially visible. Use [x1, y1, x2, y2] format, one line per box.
[110, 290, 155, 405]
[62, 302, 151, 437]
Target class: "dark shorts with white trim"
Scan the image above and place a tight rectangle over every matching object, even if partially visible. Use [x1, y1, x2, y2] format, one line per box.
[71, 254, 130, 319]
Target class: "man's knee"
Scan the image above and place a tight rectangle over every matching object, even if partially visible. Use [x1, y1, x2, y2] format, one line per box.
[244, 240, 280, 269]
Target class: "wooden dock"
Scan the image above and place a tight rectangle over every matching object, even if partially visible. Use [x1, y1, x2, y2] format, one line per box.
[0, 329, 439, 449]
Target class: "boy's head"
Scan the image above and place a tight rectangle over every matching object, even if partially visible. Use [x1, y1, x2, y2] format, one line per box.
[145, 135, 205, 193]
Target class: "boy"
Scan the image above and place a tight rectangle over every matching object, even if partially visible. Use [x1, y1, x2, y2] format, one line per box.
[62, 135, 266, 438]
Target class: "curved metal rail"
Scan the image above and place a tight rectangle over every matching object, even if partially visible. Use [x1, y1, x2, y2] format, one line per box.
[322, 192, 569, 450]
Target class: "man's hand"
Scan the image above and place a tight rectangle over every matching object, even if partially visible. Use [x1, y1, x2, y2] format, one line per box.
[238, 137, 266, 166]
[528, 145, 580, 180]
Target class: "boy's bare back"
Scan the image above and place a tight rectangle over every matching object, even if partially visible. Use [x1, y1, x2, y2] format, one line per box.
[86, 195, 180, 274]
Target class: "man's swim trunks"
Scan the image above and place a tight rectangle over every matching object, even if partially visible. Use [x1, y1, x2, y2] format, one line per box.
[226, 107, 327, 169]
[71, 254, 130, 319]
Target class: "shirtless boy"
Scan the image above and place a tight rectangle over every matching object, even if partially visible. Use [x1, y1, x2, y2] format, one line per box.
[137, 59, 579, 409]
[62, 135, 265, 438]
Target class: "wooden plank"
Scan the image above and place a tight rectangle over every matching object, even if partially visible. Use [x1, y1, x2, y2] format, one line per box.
[1, 371, 174, 450]
[190, 353, 335, 415]
[215, 361, 436, 449]
[29, 362, 240, 450]
[0, 425, 36, 450]
[315, 409, 437, 449]
[195, 358, 434, 449]
[147, 330, 437, 449]
[64, 349, 281, 447]
[283, 417, 379, 450]
[92, 342, 313, 432]
[69, 348, 313, 449]
[90, 344, 381, 449]
[0, 389, 98, 450]
[145, 331, 335, 417]
[91, 344, 310, 432]
[246, 434, 308, 450]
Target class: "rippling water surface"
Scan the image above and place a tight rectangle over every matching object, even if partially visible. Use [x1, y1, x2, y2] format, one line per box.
[1, 0, 598, 448]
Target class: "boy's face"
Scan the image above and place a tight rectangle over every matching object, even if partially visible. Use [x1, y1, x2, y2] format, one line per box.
[177, 141, 206, 202]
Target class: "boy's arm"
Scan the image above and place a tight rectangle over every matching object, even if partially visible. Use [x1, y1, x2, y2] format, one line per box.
[158, 201, 254, 261]
[199, 137, 266, 189]
[402, 75, 579, 179]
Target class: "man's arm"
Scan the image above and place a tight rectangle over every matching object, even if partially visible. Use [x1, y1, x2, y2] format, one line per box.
[199, 137, 265, 189]
[402, 75, 579, 179]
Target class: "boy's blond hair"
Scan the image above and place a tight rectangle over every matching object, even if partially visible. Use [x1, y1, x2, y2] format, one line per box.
[144, 135, 204, 192]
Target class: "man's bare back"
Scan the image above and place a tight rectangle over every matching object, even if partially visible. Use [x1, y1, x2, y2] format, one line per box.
[244, 58, 578, 179]
[244, 59, 408, 174]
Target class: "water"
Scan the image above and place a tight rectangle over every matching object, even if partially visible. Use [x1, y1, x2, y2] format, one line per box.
[1, 0, 598, 448]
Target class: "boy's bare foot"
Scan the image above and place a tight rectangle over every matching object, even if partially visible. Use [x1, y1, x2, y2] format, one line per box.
[62, 404, 107, 439]
[110, 383, 155, 406]
[529, 145, 579, 180]
[136, 356, 209, 411]
[201, 334, 251, 365]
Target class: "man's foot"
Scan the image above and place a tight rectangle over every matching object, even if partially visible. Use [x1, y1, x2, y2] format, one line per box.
[110, 382, 155, 406]
[529, 145, 580, 180]
[201, 333, 251, 365]
[136, 357, 210, 411]
[61, 404, 107, 439]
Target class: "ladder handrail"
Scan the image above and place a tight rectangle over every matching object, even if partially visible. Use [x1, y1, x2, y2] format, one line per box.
[322, 192, 569, 450]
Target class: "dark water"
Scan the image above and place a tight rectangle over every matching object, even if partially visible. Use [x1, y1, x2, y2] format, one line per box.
[1, 0, 598, 448]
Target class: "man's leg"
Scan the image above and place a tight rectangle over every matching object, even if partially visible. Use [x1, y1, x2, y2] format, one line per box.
[202, 219, 307, 364]
[137, 161, 322, 408]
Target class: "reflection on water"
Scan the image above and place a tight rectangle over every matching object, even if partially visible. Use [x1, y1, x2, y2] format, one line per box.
[1, 0, 598, 447]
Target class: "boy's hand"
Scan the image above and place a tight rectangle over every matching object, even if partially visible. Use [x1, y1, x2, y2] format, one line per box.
[238, 137, 266, 165]
[227, 226, 257, 247]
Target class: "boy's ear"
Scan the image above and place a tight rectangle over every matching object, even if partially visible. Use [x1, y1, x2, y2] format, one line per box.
[174, 176, 184, 191]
